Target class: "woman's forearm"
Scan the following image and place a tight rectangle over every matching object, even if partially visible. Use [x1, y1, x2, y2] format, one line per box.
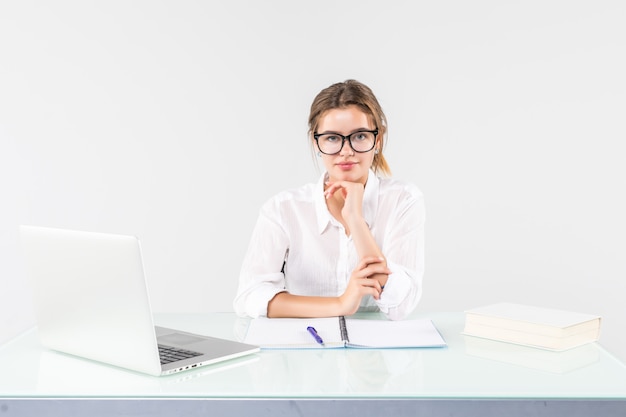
[347, 217, 389, 287]
[267, 292, 343, 318]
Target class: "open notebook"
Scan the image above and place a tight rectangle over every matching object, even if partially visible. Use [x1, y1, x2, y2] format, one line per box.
[243, 316, 447, 349]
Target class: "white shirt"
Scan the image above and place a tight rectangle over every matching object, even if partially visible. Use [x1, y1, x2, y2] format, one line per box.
[233, 170, 425, 320]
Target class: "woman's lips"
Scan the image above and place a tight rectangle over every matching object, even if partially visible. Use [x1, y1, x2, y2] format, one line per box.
[336, 162, 357, 170]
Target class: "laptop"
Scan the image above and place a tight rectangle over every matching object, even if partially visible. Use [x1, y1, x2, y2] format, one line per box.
[19, 225, 260, 377]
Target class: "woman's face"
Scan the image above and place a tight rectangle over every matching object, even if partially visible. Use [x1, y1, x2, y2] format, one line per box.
[315, 105, 378, 185]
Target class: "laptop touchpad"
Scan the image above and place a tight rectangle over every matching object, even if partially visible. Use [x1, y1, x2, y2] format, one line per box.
[159, 333, 206, 346]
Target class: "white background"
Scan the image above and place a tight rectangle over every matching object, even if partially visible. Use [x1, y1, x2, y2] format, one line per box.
[1, 1, 624, 361]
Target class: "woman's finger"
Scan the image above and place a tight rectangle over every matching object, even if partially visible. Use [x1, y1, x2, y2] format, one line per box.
[324, 182, 347, 199]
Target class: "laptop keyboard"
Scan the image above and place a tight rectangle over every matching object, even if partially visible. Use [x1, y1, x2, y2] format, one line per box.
[158, 344, 203, 365]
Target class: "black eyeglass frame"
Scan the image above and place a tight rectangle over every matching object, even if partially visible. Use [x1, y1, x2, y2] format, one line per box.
[313, 129, 379, 155]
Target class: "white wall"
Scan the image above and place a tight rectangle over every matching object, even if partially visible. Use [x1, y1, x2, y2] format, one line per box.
[1, 1, 624, 361]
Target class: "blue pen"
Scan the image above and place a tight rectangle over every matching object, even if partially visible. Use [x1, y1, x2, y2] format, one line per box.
[307, 326, 324, 346]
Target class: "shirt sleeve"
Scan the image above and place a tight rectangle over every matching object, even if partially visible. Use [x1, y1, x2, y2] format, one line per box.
[373, 187, 425, 320]
[233, 198, 289, 318]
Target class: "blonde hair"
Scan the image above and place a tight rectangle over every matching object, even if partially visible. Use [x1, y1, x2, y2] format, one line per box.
[308, 79, 391, 176]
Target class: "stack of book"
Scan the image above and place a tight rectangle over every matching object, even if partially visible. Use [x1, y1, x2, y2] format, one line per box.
[463, 302, 601, 351]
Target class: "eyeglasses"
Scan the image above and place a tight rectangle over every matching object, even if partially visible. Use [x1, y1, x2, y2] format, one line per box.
[313, 130, 378, 155]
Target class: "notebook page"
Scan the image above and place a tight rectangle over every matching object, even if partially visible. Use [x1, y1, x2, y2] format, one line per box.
[244, 317, 345, 348]
[345, 319, 447, 348]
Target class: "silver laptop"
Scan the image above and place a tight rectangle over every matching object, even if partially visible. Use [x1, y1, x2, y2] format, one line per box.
[19, 225, 259, 376]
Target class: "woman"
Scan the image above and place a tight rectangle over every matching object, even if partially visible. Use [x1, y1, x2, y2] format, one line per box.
[234, 80, 424, 320]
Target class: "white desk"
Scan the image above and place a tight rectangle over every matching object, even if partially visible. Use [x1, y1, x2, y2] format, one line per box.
[1, 312, 625, 416]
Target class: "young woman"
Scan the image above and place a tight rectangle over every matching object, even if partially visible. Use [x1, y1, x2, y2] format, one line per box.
[234, 80, 424, 321]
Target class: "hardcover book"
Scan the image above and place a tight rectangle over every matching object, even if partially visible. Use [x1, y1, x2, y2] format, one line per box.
[463, 302, 601, 351]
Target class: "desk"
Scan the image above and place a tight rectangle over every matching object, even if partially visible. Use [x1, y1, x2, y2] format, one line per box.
[1, 312, 625, 417]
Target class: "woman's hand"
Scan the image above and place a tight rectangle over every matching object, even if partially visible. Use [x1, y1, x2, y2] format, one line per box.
[324, 180, 365, 225]
[338, 256, 391, 316]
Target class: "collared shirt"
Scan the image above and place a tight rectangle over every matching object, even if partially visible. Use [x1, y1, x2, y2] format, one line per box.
[233, 170, 425, 320]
